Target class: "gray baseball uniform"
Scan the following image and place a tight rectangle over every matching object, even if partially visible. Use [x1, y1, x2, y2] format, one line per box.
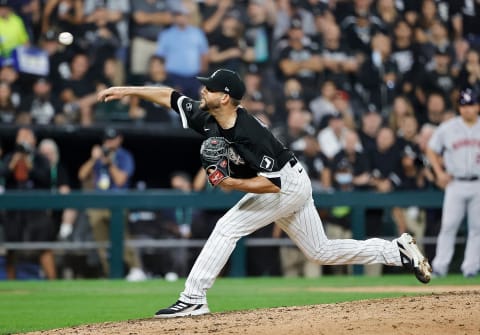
[428, 116, 480, 276]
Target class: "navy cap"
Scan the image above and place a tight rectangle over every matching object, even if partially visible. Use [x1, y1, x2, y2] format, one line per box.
[197, 69, 246, 100]
[103, 127, 121, 140]
[458, 88, 478, 106]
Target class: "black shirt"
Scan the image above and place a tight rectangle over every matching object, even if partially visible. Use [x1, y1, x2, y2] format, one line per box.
[170, 91, 294, 180]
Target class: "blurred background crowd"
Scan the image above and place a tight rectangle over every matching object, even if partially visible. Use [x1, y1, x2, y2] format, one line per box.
[0, 0, 478, 280]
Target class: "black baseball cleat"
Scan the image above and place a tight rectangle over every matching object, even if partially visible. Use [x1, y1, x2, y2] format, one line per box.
[397, 233, 432, 284]
[154, 300, 210, 318]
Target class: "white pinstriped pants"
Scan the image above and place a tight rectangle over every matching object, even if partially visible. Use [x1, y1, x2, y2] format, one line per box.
[180, 161, 402, 304]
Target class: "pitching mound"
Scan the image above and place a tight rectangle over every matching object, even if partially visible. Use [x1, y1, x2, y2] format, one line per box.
[26, 288, 480, 335]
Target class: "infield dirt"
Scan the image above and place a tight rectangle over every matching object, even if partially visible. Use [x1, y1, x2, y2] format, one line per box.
[24, 287, 480, 335]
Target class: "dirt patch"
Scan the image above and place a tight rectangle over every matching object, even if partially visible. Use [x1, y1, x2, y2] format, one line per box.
[24, 290, 480, 335]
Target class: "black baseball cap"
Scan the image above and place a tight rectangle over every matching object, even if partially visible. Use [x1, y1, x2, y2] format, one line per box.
[103, 127, 121, 140]
[197, 69, 246, 100]
[458, 88, 478, 106]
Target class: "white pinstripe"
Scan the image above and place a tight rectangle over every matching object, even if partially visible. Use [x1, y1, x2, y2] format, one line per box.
[180, 161, 402, 304]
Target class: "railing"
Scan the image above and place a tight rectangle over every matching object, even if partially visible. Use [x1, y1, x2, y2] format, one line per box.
[0, 190, 444, 278]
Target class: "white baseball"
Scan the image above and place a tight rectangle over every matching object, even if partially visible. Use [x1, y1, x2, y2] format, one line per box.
[58, 32, 74, 45]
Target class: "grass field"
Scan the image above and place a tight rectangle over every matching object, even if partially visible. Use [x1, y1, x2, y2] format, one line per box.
[0, 274, 478, 334]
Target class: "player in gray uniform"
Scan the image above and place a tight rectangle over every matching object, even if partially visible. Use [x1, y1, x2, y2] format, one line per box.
[426, 88, 480, 277]
[97, 69, 431, 318]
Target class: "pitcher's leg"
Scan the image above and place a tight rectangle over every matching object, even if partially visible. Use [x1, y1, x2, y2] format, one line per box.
[180, 192, 284, 304]
[432, 185, 466, 275]
[277, 199, 402, 266]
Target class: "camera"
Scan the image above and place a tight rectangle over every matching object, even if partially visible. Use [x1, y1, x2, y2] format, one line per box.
[101, 146, 112, 156]
[15, 142, 33, 154]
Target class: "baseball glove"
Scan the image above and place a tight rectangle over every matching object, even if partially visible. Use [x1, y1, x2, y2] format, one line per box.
[200, 137, 230, 187]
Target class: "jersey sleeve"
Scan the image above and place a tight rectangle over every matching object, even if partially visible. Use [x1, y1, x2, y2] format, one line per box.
[428, 124, 445, 153]
[170, 91, 209, 135]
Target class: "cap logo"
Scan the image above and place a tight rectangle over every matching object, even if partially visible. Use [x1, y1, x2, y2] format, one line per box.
[224, 87, 230, 92]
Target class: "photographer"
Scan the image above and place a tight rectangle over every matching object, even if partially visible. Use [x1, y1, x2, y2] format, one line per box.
[0, 127, 57, 280]
[78, 127, 146, 281]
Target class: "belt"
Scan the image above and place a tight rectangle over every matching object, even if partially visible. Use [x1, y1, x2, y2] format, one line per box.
[454, 176, 479, 181]
[289, 156, 298, 167]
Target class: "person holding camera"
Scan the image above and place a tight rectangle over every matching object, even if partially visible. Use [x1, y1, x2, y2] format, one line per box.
[78, 127, 147, 281]
[0, 127, 57, 280]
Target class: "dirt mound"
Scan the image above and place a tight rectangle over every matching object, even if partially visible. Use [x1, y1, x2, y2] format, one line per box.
[25, 290, 480, 335]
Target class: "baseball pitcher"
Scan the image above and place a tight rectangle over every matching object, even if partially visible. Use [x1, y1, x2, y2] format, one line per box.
[97, 69, 431, 318]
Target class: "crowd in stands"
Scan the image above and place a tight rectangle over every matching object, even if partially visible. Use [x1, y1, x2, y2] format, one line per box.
[0, 0, 479, 279]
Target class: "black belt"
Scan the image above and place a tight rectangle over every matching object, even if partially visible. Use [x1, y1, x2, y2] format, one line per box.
[454, 176, 479, 181]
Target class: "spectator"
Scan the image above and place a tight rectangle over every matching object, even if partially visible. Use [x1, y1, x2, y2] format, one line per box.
[272, 103, 314, 146]
[18, 76, 64, 125]
[79, 3, 122, 73]
[199, 0, 235, 39]
[274, 0, 315, 41]
[458, 48, 480, 93]
[333, 90, 356, 130]
[324, 130, 371, 274]
[358, 105, 383, 156]
[38, 138, 77, 242]
[340, 3, 384, 56]
[416, 45, 457, 108]
[374, 0, 400, 34]
[368, 127, 406, 236]
[273, 78, 305, 125]
[0, 62, 22, 95]
[41, 0, 84, 37]
[319, 23, 360, 93]
[0, 81, 19, 124]
[78, 127, 147, 281]
[357, 33, 399, 114]
[414, 0, 440, 45]
[58, 52, 99, 125]
[423, 92, 447, 126]
[207, 9, 244, 73]
[317, 112, 349, 159]
[155, 5, 209, 99]
[128, 55, 178, 124]
[9, 0, 41, 41]
[0, 0, 30, 59]
[38, 29, 73, 94]
[82, 0, 130, 62]
[129, 0, 174, 76]
[165, 171, 197, 277]
[391, 19, 421, 96]
[389, 94, 416, 133]
[450, 0, 480, 47]
[242, 0, 276, 67]
[241, 64, 274, 119]
[0, 127, 56, 280]
[309, 80, 338, 129]
[276, 16, 323, 100]
[369, 127, 404, 193]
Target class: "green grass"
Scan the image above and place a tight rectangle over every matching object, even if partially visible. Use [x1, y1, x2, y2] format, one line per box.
[0, 275, 478, 334]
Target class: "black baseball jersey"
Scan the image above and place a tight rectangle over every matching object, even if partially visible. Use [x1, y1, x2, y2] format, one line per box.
[170, 91, 294, 182]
